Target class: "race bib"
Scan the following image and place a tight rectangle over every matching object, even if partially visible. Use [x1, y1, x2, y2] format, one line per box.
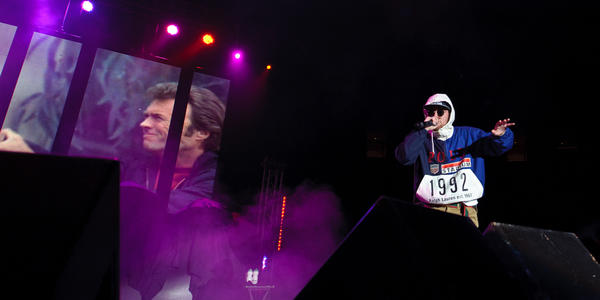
[416, 165, 483, 205]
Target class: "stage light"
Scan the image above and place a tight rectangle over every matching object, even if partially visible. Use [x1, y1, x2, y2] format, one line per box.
[277, 196, 287, 251]
[262, 256, 268, 270]
[166, 24, 179, 36]
[233, 51, 242, 60]
[266, 64, 272, 70]
[202, 34, 214, 45]
[81, 1, 94, 12]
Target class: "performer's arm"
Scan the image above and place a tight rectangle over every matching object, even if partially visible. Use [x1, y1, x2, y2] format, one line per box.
[395, 129, 428, 165]
[455, 119, 515, 158]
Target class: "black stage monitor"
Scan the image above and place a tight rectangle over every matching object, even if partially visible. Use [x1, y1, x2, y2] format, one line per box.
[296, 196, 525, 299]
[483, 222, 600, 299]
[0, 151, 119, 299]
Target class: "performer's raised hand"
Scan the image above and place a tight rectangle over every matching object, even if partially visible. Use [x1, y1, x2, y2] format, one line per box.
[491, 118, 515, 137]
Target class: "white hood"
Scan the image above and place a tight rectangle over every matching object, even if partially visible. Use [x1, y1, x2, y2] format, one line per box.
[424, 93, 455, 141]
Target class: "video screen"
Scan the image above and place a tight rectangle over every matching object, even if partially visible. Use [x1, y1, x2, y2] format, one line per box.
[0, 22, 17, 75]
[69, 50, 231, 299]
[69, 48, 230, 196]
[1, 31, 81, 151]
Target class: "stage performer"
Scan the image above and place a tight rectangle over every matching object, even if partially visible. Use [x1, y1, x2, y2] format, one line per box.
[395, 93, 514, 227]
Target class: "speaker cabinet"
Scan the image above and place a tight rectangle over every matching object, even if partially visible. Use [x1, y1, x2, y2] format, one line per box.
[483, 222, 600, 299]
[0, 151, 119, 299]
[296, 196, 524, 299]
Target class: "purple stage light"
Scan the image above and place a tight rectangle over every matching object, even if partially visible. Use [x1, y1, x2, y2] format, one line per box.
[233, 51, 242, 60]
[81, 1, 94, 12]
[166, 24, 179, 36]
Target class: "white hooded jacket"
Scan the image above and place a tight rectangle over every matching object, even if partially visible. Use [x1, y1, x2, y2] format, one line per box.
[424, 93, 455, 141]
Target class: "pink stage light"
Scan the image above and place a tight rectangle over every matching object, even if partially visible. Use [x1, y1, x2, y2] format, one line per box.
[166, 24, 179, 36]
[81, 1, 94, 12]
[233, 51, 242, 60]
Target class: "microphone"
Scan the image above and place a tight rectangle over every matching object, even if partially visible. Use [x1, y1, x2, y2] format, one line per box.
[414, 120, 434, 130]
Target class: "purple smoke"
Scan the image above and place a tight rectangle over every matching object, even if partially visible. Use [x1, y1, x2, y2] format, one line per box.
[120, 181, 346, 299]
[268, 182, 346, 299]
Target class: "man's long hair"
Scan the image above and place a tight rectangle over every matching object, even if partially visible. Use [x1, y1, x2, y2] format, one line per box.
[146, 82, 226, 151]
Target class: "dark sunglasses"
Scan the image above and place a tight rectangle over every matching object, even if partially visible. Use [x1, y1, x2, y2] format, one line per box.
[423, 107, 447, 117]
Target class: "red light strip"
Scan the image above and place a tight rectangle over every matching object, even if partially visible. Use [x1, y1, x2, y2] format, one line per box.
[277, 196, 287, 251]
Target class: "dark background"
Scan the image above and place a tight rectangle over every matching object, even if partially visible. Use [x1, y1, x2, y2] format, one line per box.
[1, 0, 598, 242]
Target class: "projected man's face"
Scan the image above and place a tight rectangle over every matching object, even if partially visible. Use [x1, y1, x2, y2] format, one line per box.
[140, 98, 202, 155]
